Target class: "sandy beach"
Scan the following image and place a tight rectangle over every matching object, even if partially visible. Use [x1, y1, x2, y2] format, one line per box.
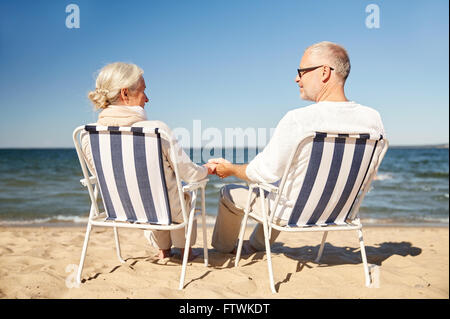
[0, 224, 448, 299]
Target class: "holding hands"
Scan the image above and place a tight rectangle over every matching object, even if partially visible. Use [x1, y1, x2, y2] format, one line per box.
[203, 158, 233, 178]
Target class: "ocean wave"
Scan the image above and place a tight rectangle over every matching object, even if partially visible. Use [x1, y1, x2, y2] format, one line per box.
[211, 182, 247, 189]
[422, 215, 449, 224]
[1, 212, 446, 227]
[0, 213, 255, 227]
[374, 173, 393, 181]
[1, 179, 37, 187]
[361, 216, 449, 225]
[0, 215, 89, 226]
[431, 193, 450, 202]
[415, 171, 449, 179]
[49, 192, 85, 198]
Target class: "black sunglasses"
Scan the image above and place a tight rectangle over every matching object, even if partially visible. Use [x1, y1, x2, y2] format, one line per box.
[297, 65, 334, 78]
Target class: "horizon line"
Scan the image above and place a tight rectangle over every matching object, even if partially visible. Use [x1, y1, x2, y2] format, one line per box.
[0, 142, 448, 150]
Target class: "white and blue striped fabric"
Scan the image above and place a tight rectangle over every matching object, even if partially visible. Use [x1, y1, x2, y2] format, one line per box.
[287, 132, 383, 227]
[85, 125, 172, 225]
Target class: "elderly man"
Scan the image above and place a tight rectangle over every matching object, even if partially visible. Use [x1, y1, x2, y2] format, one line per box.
[208, 41, 385, 253]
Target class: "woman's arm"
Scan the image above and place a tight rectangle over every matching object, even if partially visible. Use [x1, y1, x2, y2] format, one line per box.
[136, 120, 208, 182]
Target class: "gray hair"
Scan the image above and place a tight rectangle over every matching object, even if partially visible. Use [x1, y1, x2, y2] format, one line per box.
[88, 62, 144, 110]
[306, 41, 351, 83]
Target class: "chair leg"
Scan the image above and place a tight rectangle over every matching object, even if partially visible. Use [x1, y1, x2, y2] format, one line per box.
[263, 219, 276, 293]
[235, 211, 249, 267]
[357, 229, 371, 287]
[315, 231, 328, 263]
[179, 208, 196, 290]
[201, 187, 208, 267]
[259, 188, 276, 293]
[76, 223, 92, 284]
[114, 226, 126, 263]
[236, 186, 255, 267]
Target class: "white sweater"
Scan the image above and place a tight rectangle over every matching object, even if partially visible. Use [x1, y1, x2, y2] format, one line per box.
[246, 101, 385, 221]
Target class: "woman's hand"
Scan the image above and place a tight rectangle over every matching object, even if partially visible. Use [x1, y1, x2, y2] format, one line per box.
[203, 162, 218, 175]
[208, 158, 231, 165]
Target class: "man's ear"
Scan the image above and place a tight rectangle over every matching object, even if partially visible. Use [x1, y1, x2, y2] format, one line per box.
[322, 66, 332, 83]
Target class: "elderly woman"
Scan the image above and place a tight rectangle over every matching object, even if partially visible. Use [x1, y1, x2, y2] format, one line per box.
[82, 62, 214, 260]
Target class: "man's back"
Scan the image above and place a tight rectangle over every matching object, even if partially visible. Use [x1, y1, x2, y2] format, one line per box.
[292, 101, 384, 137]
[246, 101, 385, 221]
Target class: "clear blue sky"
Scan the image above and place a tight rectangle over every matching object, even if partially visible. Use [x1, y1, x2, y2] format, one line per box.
[0, 0, 448, 147]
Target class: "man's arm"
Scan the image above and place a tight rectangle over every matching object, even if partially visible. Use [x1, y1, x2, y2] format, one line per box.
[210, 111, 297, 183]
[215, 163, 249, 181]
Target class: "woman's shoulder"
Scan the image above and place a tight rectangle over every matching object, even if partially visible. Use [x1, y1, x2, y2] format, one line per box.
[133, 120, 172, 133]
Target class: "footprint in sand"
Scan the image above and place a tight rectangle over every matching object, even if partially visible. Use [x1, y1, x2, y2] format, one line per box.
[0, 246, 13, 254]
[225, 272, 258, 296]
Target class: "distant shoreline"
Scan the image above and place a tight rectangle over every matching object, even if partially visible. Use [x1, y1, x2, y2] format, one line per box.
[0, 144, 449, 150]
[389, 143, 449, 149]
[1, 216, 448, 228]
[1, 223, 448, 228]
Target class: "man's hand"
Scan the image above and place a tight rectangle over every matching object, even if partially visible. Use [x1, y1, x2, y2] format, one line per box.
[205, 158, 248, 181]
[215, 162, 233, 179]
[203, 158, 231, 175]
[205, 158, 232, 177]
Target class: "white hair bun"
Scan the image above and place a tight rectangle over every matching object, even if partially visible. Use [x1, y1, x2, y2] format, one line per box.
[88, 62, 144, 110]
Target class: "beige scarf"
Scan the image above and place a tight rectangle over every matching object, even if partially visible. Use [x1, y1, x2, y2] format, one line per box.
[97, 105, 147, 126]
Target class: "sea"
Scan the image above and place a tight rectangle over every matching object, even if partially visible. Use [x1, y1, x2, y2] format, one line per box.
[0, 147, 448, 227]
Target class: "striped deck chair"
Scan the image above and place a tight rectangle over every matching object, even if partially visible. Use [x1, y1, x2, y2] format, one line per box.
[235, 132, 389, 293]
[72, 125, 209, 290]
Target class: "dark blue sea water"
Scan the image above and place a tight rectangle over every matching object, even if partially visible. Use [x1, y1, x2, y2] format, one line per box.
[0, 147, 448, 226]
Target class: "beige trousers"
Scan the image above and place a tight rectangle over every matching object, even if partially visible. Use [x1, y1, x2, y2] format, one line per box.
[144, 222, 197, 250]
[144, 192, 197, 250]
[211, 184, 286, 253]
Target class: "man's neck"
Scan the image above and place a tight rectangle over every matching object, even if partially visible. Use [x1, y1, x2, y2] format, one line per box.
[315, 83, 348, 102]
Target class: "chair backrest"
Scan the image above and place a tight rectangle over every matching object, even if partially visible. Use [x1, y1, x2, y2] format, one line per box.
[83, 125, 172, 225]
[278, 132, 388, 227]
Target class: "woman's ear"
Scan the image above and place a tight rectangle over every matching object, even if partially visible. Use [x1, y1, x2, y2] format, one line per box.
[120, 88, 129, 104]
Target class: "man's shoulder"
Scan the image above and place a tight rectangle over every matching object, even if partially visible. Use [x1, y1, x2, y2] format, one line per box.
[286, 101, 384, 129]
[351, 101, 379, 111]
[280, 104, 313, 117]
[351, 103, 383, 122]
[302, 101, 380, 115]
[284, 103, 322, 119]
